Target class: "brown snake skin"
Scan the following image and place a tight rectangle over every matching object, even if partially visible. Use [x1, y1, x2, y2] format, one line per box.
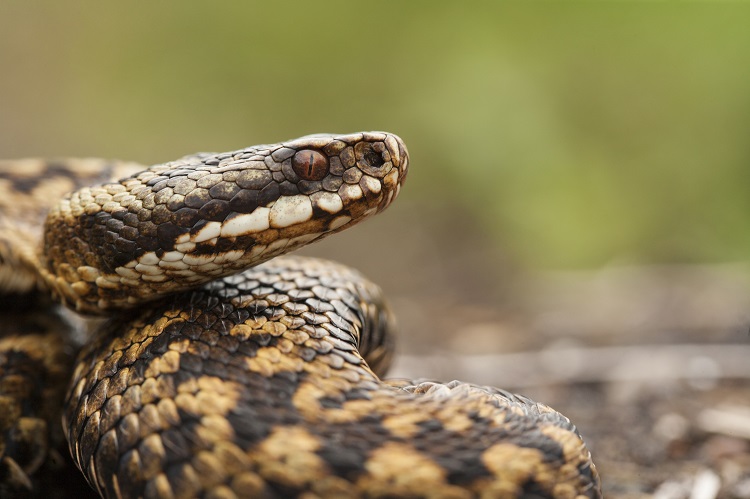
[0, 132, 601, 498]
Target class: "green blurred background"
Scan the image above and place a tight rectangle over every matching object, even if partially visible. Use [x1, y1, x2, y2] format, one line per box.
[4, 1, 750, 271]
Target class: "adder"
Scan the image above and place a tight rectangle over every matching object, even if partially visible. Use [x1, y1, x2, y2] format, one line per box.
[0, 132, 601, 498]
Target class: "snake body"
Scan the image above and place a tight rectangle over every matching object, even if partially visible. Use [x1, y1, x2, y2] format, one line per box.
[0, 132, 601, 498]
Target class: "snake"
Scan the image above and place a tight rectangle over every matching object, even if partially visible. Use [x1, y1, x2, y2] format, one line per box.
[0, 132, 601, 499]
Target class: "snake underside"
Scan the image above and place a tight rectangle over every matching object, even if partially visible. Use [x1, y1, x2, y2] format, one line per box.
[0, 132, 601, 498]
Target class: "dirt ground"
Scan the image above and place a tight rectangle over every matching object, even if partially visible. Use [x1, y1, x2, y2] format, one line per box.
[304, 201, 750, 499]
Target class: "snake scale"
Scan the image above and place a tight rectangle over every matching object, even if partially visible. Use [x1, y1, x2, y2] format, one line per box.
[0, 132, 601, 498]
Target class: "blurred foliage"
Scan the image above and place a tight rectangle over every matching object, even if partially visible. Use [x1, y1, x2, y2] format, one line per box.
[2, 1, 750, 269]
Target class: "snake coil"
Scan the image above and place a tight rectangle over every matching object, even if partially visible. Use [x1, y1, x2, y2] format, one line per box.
[0, 132, 600, 498]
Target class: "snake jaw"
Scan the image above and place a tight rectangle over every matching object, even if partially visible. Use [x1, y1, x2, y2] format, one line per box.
[41, 132, 409, 313]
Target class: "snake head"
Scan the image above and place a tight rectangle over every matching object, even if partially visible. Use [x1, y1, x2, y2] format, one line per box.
[42, 132, 409, 313]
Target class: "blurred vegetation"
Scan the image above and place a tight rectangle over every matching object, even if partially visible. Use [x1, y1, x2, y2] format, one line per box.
[2, 1, 750, 269]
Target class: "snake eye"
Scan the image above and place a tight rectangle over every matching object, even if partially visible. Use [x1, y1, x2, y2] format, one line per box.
[292, 149, 329, 181]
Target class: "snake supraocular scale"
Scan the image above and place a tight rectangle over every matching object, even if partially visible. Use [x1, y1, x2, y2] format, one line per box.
[0, 132, 601, 498]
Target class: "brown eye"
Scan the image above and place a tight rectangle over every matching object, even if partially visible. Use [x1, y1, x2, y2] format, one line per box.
[292, 149, 329, 181]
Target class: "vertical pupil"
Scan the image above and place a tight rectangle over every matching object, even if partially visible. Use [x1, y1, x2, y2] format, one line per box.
[292, 149, 329, 181]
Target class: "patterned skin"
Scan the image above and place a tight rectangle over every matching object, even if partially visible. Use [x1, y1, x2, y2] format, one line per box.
[0, 132, 600, 498]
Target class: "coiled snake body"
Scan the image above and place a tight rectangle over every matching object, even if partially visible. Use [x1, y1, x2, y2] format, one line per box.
[0, 132, 600, 498]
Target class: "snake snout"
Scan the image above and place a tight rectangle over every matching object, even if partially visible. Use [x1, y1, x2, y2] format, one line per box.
[383, 132, 408, 171]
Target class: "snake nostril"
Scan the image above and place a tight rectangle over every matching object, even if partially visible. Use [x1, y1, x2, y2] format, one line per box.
[292, 149, 329, 181]
[355, 141, 393, 178]
[363, 150, 384, 169]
